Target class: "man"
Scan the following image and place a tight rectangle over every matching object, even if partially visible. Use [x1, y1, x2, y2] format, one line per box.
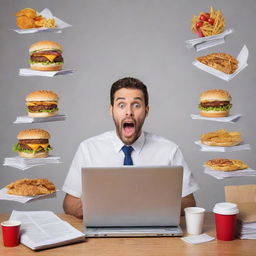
[63, 77, 199, 219]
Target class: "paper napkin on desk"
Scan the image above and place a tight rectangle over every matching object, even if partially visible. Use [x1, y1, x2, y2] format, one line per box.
[3, 156, 61, 170]
[204, 167, 256, 179]
[191, 114, 241, 123]
[192, 45, 249, 81]
[0, 188, 57, 203]
[186, 29, 233, 51]
[12, 8, 72, 34]
[181, 234, 215, 244]
[194, 141, 251, 152]
[14, 114, 67, 124]
[19, 68, 74, 77]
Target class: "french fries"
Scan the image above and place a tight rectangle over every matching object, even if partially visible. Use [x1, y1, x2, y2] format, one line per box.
[191, 6, 225, 37]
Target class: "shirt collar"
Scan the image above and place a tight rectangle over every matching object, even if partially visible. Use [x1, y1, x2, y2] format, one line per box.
[112, 130, 145, 154]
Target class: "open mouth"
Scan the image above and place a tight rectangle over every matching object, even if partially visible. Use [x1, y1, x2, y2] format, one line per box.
[122, 121, 135, 137]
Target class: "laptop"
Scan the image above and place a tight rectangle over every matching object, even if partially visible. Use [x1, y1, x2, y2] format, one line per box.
[81, 166, 183, 237]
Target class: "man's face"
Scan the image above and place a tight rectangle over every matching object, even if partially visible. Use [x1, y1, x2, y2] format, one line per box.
[110, 88, 149, 145]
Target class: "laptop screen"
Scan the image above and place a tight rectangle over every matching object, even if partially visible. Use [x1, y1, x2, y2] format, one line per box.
[82, 166, 183, 227]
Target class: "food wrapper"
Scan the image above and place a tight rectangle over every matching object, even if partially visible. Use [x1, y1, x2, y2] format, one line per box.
[193, 45, 249, 81]
[0, 188, 57, 203]
[204, 167, 256, 179]
[191, 114, 241, 123]
[19, 68, 74, 77]
[3, 156, 61, 170]
[14, 114, 67, 124]
[194, 141, 251, 152]
[186, 29, 233, 51]
[181, 234, 215, 245]
[12, 8, 72, 34]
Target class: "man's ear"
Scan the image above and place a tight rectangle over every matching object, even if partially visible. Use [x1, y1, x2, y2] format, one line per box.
[145, 106, 149, 116]
[109, 104, 113, 116]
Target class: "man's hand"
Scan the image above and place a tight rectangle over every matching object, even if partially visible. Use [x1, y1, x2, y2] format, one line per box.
[181, 193, 196, 216]
[63, 194, 83, 219]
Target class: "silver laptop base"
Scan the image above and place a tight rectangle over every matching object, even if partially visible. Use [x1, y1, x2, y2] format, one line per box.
[84, 226, 183, 237]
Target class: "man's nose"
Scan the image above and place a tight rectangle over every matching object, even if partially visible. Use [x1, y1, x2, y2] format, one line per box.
[125, 105, 133, 116]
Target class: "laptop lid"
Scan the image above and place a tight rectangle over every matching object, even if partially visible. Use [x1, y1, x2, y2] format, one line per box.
[82, 166, 183, 229]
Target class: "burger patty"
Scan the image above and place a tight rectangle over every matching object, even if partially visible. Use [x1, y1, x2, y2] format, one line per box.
[28, 104, 57, 112]
[19, 139, 49, 145]
[30, 55, 63, 63]
[200, 101, 230, 108]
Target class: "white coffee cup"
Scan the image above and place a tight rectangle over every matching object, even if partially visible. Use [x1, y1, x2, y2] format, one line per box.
[185, 207, 205, 235]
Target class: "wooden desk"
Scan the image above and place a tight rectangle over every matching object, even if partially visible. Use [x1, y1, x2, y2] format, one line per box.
[0, 213, 255, 256]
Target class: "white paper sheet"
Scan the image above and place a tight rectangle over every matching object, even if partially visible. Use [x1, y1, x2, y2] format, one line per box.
[14, 114, 67, 124]
[181, 233, 215, 244]
[192, 45, 249, 81]
[9, 210, 85, 250]
[12, 8, 72, 34]
[186, 29, 233, 51]
[194, 141, 251, 152]
[3, 156, 61, 170]
[0, 188, 57, 203]
[191, 114, 241, 123]
[19, 68, 74, 77]
[204, 167, 256, 179]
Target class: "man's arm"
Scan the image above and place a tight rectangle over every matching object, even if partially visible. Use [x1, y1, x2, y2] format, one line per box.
[63, 193, 83, 219]
[181, 193, 196, 216]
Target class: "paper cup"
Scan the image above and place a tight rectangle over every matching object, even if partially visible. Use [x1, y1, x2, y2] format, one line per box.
[1, 220, 21, 247]
[185, 207, 205, 235]
[213, 202, 239, 241]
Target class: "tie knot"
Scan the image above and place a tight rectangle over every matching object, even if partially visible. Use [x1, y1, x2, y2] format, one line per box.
[121, 145, 134, 156]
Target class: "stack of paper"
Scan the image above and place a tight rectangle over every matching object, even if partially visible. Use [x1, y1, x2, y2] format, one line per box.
[14, 114, 67, 124]
[9, 210, 85, 250]
[3, 156, 61, 170]
[19, 68, 74, 77]
[0, 188, 57, 203]
[192, 45, 249, 81]
[191, 114, 241, 123]
[12, 8, 72, 34]
[186, 29, 233, 51]
[194, 141, 251, 152]
[204, 167, 256, 179]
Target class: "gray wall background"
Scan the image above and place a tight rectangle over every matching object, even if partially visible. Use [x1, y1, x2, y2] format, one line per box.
[0, 0, 255, 214]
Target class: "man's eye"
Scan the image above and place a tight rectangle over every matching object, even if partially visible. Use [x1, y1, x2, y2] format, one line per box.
[118, 103, 125, 108]
[133, 103, 141, 108]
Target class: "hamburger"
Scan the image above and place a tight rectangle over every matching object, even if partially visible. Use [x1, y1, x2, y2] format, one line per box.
[13, 128, 52, 158]
[29, 41, 63, 71]
[26, 90, 59, 117]
[198, 89, 232, 117]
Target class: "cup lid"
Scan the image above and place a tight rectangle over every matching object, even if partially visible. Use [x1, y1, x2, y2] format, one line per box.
[213, 202, 239, 215]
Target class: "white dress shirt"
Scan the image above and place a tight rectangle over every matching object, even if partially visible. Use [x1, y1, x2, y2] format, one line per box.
[62, 130, 199, 198]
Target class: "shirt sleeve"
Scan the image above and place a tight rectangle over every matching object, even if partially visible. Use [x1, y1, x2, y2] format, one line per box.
[171, 146, 199, 197]
[62, 143, 87, 198]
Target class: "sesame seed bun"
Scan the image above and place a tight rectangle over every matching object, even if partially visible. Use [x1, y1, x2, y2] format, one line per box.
[200, 89, 231, 102]
[17, 129, 50, 140]
[18, 151, 48, 158]
[30, 62, 63, 71]
[200, 110, 230, 117]
[26, 90, 59, 102]
[29, 41, 63, 53]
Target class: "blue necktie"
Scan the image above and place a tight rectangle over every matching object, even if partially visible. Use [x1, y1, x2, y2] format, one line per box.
[121, 146, 134, 165]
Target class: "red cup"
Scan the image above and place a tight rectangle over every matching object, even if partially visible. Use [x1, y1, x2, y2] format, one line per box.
[213, 202, 239, 241]
[1, 220, 21, 247]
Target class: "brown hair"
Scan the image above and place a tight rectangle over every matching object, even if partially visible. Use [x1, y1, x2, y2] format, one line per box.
[110, 77, 149, 106]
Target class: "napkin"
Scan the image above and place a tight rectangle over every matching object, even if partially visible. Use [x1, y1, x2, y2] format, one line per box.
[192, 45, 249, 81]
[194, 141, 251, 152]
[204, 167, 256, 179]
[3, 156, 61, 170]
[186, 29, 233, 51]
[19, 69, 74, 77]
[0, 188, 57, 203]
[14, 114, 67, 124]
[191, 114, 241, 123]
[12, 8, 72, 34]
[181, 234, 215, 244]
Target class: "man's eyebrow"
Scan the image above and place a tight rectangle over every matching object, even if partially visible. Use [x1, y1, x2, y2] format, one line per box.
[115, 97, 143, 101]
